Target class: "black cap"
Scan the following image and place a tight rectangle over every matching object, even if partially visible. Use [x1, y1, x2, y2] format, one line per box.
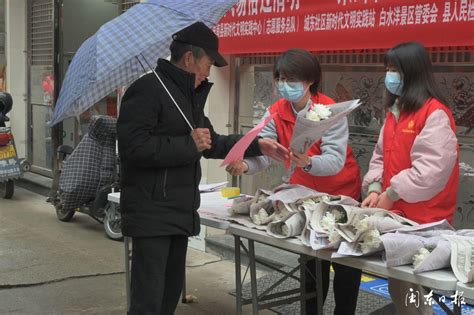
[172, 22, 227, 67]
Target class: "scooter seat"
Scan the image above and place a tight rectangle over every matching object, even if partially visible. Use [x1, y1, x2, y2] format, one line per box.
[57, 145, 74, 156]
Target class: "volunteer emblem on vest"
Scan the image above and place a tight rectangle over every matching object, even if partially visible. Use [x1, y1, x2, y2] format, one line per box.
[402, 120, 416, 134]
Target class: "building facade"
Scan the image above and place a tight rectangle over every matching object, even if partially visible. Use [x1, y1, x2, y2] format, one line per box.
[3, 0, 473, 229]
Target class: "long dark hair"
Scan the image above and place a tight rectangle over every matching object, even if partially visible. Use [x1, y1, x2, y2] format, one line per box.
[273, 49, 321, 95]
[383, 42, 448, 112]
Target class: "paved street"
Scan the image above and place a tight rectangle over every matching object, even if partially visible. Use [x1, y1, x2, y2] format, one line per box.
[0, 186, 271, 314]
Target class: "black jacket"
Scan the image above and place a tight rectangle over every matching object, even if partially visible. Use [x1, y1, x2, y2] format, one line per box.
[117, 59, 262, 237]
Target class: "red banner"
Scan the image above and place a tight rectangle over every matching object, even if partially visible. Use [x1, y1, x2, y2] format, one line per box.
[215, 0, 474, 54]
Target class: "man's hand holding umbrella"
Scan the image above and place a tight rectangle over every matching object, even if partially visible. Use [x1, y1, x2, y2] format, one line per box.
[192, 128, 212, 152]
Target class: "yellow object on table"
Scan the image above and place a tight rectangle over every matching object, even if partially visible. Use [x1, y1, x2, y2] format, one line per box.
[220, 187, 241, 198]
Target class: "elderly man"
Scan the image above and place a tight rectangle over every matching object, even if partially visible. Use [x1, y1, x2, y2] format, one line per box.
[117, 22, 288, 314]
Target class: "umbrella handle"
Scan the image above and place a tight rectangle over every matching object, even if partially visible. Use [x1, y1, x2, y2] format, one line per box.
[136, 55, 194, 132]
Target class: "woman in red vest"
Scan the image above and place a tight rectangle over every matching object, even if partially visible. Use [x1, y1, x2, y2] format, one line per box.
[227, 49, 362, 314]
[362, 42, 459, 315]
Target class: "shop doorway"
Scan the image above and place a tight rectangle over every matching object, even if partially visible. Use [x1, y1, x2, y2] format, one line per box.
[27, 0, 128, 176]
[27, 0, 56, 176]
[59, 0, 121, 151]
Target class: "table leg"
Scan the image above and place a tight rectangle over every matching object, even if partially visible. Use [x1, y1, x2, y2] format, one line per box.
[235, 235, 243, 315]
[299, 255, 307, 315]
[248, 239, 259, 314]
[315, 258, 324, 315]
[124, 236, 131, 312]
[453, 302, 461, 315]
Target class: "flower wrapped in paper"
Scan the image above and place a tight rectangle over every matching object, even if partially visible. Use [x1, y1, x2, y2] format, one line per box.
[263, 185, 328, 236]
[249, 189, 274, 225]
[308, 201, 354, 250]
[442, 233, 474, 283]
[264, 184, 338, 241]
[307, 202, 418, 256]
[284, 99, 361, 182]
[379, 220, 455, 268]
[266, 211, 307, 239]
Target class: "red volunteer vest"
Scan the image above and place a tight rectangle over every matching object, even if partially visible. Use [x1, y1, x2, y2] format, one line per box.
[269, 93, 361, 200]
[382, 98, 459, 224]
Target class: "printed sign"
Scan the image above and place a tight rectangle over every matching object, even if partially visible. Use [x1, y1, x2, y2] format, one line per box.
[0, 133, 22, 181]
[216, 0, 474, 53]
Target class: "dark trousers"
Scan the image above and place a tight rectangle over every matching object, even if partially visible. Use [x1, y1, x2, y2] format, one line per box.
[305, 259, 362, 315]
[129, 235, 188, 315]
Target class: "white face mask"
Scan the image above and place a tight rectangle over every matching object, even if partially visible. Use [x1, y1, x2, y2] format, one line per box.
[385, 71, 404, 96]
[277, 81, 308, 103]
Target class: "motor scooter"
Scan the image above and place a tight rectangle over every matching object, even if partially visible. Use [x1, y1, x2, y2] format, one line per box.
[47, 115, 122, 240]
[0, 92, 30, 199]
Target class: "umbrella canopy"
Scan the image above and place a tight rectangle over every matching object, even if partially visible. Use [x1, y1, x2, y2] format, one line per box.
[48, 0, 236, 126]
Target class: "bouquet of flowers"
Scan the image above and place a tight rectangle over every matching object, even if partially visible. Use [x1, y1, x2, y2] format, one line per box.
[284, 99, 361, 182]
[308, 203, 348, 249]
[327, 206, 417, 257]
[310, 203, 348, 234]
[249, 189, 274, 225]
[354, 215, 388, 254]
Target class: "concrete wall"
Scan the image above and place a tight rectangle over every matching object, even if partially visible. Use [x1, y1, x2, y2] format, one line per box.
[5, 0, 27, 159]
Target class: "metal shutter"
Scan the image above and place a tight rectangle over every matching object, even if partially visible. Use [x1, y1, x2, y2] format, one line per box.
[119, 0, 140, 13]
[29, 0, 54, 66]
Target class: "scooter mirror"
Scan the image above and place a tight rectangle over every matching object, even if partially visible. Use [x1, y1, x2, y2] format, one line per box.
[0, 92, 13, 115]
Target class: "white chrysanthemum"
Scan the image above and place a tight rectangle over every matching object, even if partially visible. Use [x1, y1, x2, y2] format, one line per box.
[412, 247, 431, 269]
[307, 195, 330, 205]
[321, 195, 331, 203]
[252, 208, 269, 225]
[360, 229, 381, 253]
[329, 230, 342, 243]
[355, 215, 373, 232]
[312, 104, 332, 119]
[274, 211, 287, 222]
[306, 110, 321, 121]
[333, 209, 345, 222]
[302, 199, 318, 208]
[298, 199, 319, 212]
[320, 211, 336, 231]
[306, 104, 331, 121]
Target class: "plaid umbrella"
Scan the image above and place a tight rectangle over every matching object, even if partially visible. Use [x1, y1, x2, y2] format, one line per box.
[48, 0, 236, 127]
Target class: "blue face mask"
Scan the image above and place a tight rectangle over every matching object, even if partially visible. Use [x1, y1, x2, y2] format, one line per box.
[385, 71, 404, 96]
[277, 81, 307, 103]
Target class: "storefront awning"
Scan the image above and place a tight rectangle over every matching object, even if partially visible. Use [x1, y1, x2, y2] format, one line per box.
[214, 0, 474, 55]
